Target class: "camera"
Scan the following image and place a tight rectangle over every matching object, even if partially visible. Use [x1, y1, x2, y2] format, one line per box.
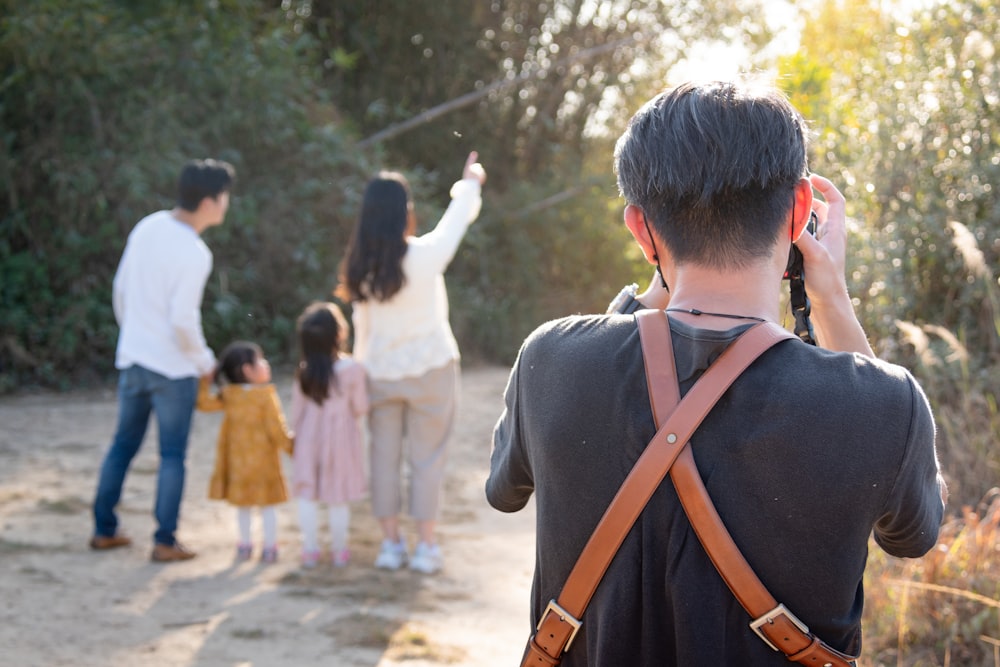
[783, 211, 818, 281]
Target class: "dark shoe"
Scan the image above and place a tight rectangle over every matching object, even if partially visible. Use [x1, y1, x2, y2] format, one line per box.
[151, 542, 196, 562]
[89, 534, 132, 550]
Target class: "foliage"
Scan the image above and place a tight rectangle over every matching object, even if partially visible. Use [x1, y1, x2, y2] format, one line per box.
[863, 491, 1000, 666]
[1, 0, 773, 389]
[450, 142, 643, 363]
[278, 0, 774, 361]
[0, 0, 369, 390]
[2, 0, 1000, 661]
[783, 1, 1000, 663]
[287, 0, 772, 186]
[781, 0, 1000, 509]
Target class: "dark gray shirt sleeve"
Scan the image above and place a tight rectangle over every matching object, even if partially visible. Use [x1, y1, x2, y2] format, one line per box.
[872, 373, 945, 557]
[487, 343, 535, 512]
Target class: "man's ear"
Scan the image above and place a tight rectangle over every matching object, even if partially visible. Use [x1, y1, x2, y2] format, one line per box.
[624, 205, 658, 265]
[790, 178, 815, 241]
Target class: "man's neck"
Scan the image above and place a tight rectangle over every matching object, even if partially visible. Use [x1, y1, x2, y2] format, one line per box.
[664, 262, 782, 329]
[171, 207, 204, 234]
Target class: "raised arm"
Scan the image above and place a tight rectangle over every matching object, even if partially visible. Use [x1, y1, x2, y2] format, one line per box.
[795, 174, 875, 357]
[412, 152, 486, 271]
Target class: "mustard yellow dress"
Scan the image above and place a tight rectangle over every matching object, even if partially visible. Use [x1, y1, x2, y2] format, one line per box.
[198, 379, 294, 507]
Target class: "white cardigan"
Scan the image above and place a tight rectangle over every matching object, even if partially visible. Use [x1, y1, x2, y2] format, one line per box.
[351, 178, 482, 381]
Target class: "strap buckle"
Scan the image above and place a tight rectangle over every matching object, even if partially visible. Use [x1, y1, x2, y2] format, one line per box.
[750, 603, 810, 652]
[537, 599, 582, 652]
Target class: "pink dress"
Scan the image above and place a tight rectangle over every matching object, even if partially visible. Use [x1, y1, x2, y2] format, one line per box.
[290, 357, 369, 503]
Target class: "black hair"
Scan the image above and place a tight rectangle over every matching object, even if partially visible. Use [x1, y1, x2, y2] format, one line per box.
[177, 159, 236, 212]
[337, 172, 411, 303]
[215, 341, 262, 385]
[296, 301, 347, 405]
[614, 80, 810, 268]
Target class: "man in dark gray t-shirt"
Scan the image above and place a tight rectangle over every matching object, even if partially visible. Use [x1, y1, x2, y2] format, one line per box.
[487, 80, 946, 666]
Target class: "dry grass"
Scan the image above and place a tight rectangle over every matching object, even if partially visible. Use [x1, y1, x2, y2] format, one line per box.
[895, 309, 999, 512]
[864, 492, 1000, 666]
[867, 225, 1000, 665]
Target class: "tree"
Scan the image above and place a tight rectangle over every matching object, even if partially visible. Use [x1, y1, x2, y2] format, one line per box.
[281, 0, 775, 359]
[0, 0, 365, 389]
[782, 0, 1000, 512]
[0, 0, 782, 388]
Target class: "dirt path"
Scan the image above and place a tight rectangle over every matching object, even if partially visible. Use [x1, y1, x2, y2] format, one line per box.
[0, 365, 536, 667]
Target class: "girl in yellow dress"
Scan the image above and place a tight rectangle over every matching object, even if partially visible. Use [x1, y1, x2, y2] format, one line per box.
[198, 341, 293, 563]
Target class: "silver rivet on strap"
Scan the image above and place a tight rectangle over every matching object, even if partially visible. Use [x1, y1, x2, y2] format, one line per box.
[667, 434, 677, 443]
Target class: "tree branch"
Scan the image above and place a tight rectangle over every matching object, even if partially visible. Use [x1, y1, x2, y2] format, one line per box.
[356, 34, 642, 149]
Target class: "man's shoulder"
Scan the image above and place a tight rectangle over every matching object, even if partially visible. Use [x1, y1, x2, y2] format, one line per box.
[852, 350, 916, 382]
[129, 209, 173, 234]
[771, 342, 923, 411]
[526, 312, 634, 342]
[793, 343, 916, 384]
[519, 312, 631, 354]
[131, 210, 205, 243]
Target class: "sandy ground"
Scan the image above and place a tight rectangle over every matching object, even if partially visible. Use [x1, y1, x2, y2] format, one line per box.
[0, 365, 536, 667]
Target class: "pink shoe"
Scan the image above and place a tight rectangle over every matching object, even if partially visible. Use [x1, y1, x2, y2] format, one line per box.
[301, 549, 321, 569]
[236, 543, 252, 561]
[260, 546, 278, 564]
[332, 549, 350, 567]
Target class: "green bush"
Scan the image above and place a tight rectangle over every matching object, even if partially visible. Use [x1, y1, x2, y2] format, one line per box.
[0, 0, 372, 389]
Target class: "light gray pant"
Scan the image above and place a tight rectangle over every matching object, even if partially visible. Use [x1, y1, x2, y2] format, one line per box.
[367, 360, 458, 521]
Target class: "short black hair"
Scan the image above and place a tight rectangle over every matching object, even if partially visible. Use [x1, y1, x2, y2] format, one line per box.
[614, 80, 810, 268]
[177, 159, 236, 212]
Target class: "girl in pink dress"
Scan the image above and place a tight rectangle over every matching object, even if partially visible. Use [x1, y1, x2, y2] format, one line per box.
[290, 302, 369, 568]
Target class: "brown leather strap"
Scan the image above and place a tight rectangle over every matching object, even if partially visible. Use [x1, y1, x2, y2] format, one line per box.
[641, 311, 857, 667]
[521, 310, 793, 667]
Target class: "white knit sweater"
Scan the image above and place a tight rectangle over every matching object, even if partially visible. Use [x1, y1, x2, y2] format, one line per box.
[351, 178, 482, 380]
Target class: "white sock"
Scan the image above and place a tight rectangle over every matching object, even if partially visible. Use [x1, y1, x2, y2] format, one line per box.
[261, 505, 277, 549]
[328, 504, 350, 552]
[237, 507, 252, 545]
[297, 498, 319, 553]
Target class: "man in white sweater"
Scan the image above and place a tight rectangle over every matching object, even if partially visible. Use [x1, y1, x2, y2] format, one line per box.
[91, 159, 234, 562]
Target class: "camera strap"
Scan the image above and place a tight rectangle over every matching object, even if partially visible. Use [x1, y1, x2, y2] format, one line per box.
[789, 275, 816, 345]
[520, 310, 856, 666]
[638, 309, 855, 665]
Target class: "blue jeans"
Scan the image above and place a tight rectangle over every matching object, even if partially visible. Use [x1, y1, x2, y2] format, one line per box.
[93, 365, 198, 546]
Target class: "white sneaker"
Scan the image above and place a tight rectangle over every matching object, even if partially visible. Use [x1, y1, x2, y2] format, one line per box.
[374, 539, 408, 570]
[409, 542, 442, 574]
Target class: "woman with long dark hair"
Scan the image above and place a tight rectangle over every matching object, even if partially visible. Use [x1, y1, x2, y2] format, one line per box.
[337, 152, 486, 574]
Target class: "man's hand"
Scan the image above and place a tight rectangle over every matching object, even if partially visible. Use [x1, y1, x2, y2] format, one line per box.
[794, 174, 875, 357]
[795, 174, 847, 301]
